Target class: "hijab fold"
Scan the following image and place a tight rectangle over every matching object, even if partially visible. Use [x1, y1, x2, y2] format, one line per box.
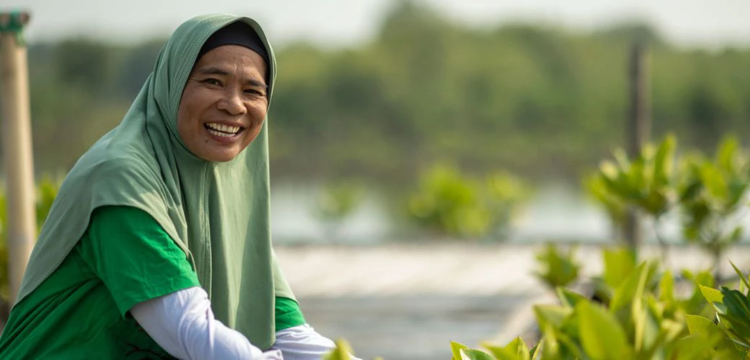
[16, 14, 292, 349]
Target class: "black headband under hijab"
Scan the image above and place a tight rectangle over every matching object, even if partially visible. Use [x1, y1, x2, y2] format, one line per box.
[197, 21, 270, 66]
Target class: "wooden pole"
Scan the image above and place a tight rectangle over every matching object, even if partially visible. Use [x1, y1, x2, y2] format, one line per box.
[624, 42, 650, 250]
[0, 11, 35, 305]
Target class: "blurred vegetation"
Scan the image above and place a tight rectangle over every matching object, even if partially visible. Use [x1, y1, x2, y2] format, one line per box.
[534, 244, 581, 291]
[586, 135, 750, 279]
[585, 135, 678, 242]
[11, 0, 750, 187]
[679, 137, 749, 271]
[407, 163, 531, 239]
[322, 339, 383, 360]
[312, 182, 363, 242]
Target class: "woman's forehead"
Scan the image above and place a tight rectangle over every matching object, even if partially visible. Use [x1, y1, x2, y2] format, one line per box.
[192, 45, 268, 84]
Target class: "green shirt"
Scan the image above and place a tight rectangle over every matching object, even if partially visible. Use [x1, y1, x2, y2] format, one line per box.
[0, 206, 304, 359]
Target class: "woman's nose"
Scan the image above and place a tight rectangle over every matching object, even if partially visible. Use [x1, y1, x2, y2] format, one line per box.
[217, 89, 247, 115]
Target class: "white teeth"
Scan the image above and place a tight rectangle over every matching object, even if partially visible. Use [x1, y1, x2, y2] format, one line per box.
[207, 129, 235, 137]
[206, 123, 240, 134]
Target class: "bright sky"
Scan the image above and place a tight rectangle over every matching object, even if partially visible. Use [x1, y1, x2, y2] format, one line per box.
[7, 0, 750, 49]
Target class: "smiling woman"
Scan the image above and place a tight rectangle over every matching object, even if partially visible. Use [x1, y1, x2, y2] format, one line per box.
[178, 44, 269, 162]
[0, 14, 353, 360]
[177, 22, 271, 162]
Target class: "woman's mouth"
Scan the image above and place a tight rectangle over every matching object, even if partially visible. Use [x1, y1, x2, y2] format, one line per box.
[205, 123, 244, 137]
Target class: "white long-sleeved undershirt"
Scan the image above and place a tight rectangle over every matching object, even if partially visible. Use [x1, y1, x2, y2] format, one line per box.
[131, 286, 344, 360]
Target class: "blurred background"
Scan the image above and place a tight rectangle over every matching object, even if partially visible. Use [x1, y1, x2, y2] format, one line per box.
[3, 0, 750, 358]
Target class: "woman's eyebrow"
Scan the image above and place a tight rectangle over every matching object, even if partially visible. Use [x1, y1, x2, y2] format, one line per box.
[196, 66, 229, 76]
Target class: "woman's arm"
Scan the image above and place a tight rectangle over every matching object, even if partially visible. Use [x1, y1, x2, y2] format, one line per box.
[131, 286, 282, 360]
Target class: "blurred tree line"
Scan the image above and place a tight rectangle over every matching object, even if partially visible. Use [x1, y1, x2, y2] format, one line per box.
[15, 0, 750, 185]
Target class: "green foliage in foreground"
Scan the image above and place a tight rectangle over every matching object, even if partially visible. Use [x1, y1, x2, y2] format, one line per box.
[407, 163, 532, 239]
[453, 259, 749, 359]
[322, 339, 382, 360]
[533, 244, 581, 290]
[325, 246, 750, 359]
[322, 339, 355, 360]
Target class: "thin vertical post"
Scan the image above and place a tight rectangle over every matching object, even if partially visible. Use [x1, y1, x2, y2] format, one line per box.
[624, 42, 650, 250]
[0, 11, 35, 305]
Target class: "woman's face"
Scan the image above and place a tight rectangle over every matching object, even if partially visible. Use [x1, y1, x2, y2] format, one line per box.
[177, 45, 268, 162]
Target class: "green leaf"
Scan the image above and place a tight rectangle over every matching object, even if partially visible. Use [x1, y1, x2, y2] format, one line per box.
[726, 180, 748, 209]
[533, 305, 571, 329]
[694, 270, 716, 288]
[700, 285, 725, 306]
[613, 149, 631, 170]
[687, 314, 720, 335]
[719, 288, 750, 341]
[653, 134, 676, 186]
[460, 349, 497, 360]
[716, 136, 739, 173]
[577, 301, 630, 359]
[602, 247, 636, 289]
[483, 345, 523, 360]
[661, 319, 685, 344]
[673, 334, 722, 360]
[506, 337, 530, 359]
[637, 317, 684, 360]
[729, 260, 750, 291]
[556, 329, 587, 359]
[483, 337, 529, 360]
[451, 341, 469, 360]
[633, 298, 662, 353]
[534, 244, 580, 289]
[659, 270, 675, 303]
[529, 340, 542, 360]
[686, 315, 745, 358]
[538, 322, 584, 359]
[680, 270, 716, 315]
[632, 298, 647, 352]
[701, 163, 728, 200]
[679, 181, 703, 203]
[539, 325, 560, 359]
[716, 314, 750, 349]
[557, 287, 587, 308]
[611, 261, 655, 312]
[632, 265, 656, 352]
[322, 339, 353, 360]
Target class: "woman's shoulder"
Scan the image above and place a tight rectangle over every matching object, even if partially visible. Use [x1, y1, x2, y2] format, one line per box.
[71, 139, 162, 182]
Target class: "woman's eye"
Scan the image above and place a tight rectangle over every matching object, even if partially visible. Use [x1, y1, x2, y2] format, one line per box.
[203, 78, 222, 86]
[245, 89, 264, 96]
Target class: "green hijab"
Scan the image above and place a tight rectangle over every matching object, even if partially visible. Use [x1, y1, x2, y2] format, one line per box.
[16, 14, 292, 349]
